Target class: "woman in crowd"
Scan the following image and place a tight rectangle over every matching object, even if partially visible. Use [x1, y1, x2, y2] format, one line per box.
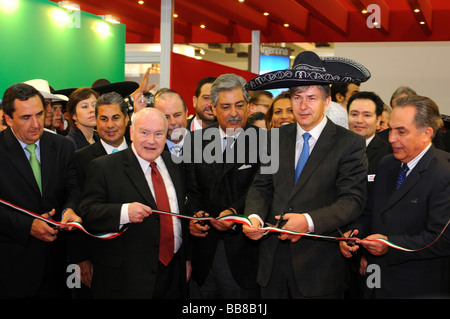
[66, 87, 100, 150]
[264, 91, 295, 129]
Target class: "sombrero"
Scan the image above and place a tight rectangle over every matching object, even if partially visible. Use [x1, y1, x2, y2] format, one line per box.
[93, 81, 139, 97]
[246, 51, 371, 91]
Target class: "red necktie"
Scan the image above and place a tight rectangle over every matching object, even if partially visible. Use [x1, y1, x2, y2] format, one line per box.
[150, 161, 174, 266]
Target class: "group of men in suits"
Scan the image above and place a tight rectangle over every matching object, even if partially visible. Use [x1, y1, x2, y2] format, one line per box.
[2, 49, 450, 299]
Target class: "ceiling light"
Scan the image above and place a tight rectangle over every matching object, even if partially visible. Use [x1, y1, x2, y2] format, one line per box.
[173, 13, 178, 18]
[283, 23, 289, 27]
[414, 9, 420, 13]
[420, 21, 425, 24]
[263, 12, 269, 16]
[238, 0, 244, 2]
[138, 0, 144, 4]
[200, 24, 206, 29]
[101, 14, 120, 24]
[58, 1, 79, 11]
[361, 9, 367, 14]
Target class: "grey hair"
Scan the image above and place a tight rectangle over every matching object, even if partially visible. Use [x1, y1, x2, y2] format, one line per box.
[210, 74, 249, 107]
[95, 92, 128, 117]
[394, 95, 441, 137]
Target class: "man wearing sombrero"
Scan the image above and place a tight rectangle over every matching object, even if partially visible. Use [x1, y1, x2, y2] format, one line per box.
[243, 51, 370, 298]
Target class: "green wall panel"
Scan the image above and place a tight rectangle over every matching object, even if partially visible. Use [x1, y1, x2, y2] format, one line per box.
[0, 0, 125, 97]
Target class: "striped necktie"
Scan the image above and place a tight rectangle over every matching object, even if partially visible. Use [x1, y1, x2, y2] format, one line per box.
[396, 163, 409, 189]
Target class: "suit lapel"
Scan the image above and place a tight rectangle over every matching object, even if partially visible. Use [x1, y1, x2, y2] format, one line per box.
[123, 148, 157, 208]
[3, 128, 42, 195]
[40, 132, 58, 195]
[382, 147, 434, 214]
[292, 120, 336, 192]
[279, 124, 297, 191]
[161, 151, 185, 213]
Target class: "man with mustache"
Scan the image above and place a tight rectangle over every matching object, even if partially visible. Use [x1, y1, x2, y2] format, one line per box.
[186, 73, 263, 298]
[154, 89, 188, 157]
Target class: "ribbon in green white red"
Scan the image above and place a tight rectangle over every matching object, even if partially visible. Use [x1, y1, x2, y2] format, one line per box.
[1, 197, 449, 251]
[0, 198, 125, 239]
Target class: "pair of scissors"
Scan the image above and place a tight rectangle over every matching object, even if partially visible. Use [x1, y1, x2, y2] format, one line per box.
[264, 212, 286, 236]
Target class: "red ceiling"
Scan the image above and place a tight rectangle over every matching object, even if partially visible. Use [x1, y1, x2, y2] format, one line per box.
[52, 0, 450, 43]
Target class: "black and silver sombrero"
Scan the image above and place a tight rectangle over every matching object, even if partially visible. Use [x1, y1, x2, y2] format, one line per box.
[246, 51, 371, 91]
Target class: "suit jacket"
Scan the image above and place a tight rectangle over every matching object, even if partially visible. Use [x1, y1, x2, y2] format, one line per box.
[0, 128, 79, 298]
[366, 134, 392, 194]
[352, 146, 450, 298]
[245, 120, 368, 297]
[74, 141, 108, 189]
[185, 123, 262, 289]
[78, 148, 188, 298]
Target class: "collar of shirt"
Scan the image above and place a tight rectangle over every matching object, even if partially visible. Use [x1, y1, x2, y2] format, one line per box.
[403, 142, 432, 176]
[131, 143, 164, 174]
[12, 127, 42, 162]
[191, 116, 203, 131]
[366, 134, 375, 147]
[219, 126, 242, 152]
[101, 137, 128, 154]
[166, 136, 184, 151]
[295, 116, 327, 158]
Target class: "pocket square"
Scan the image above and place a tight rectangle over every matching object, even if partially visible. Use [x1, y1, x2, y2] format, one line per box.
[238, 164, 253, 170]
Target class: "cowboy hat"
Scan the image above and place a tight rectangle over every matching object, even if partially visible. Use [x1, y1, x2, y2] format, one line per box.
[246, 51, 371, 91]
[24, 79, 68, 101]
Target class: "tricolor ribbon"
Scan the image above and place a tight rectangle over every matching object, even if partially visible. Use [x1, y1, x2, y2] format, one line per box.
[1, 197, 448, 252]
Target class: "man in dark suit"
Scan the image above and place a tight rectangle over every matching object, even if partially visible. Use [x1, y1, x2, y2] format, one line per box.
[347, 91, 392, 194]
[78, 107, 188, 298]
[242, 51, 370, 298]
[69, 92, 130, 294]
[0, 83, 81, 298]
[186, 73, 262, 298]
[341, 95, 450, 298]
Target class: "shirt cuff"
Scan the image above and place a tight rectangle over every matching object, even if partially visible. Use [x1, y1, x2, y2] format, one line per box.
[120, 203, 130, 226]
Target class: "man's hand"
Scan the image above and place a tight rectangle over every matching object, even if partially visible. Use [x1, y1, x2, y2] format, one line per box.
[130, 67, 157, 113]
[339, 229, 360, 258]
[210, 209, 235, 231]
[189, 211, 210, 237]
[30, 209, 58, 242]
[358, 234, 389, 256]
[60, 208, 82, 231]
[277, 213, 308, 243]
[78, 260, 93, 288]
[242, 217, 265, 241]
[128, 202, 152, 223]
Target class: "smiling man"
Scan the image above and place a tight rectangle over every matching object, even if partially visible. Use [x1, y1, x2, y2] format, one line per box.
[70, 92, 130, 294]
[79, 107, 189, 298]
[347, 91, 392, 193]
[341, 95, 450, 298]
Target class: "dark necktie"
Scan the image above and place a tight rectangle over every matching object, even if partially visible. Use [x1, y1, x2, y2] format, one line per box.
[25, 144, 42, 193]
[150, 161, 174, 266]
[396, 163, 409, 189]
[295, 132, 311, 184]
